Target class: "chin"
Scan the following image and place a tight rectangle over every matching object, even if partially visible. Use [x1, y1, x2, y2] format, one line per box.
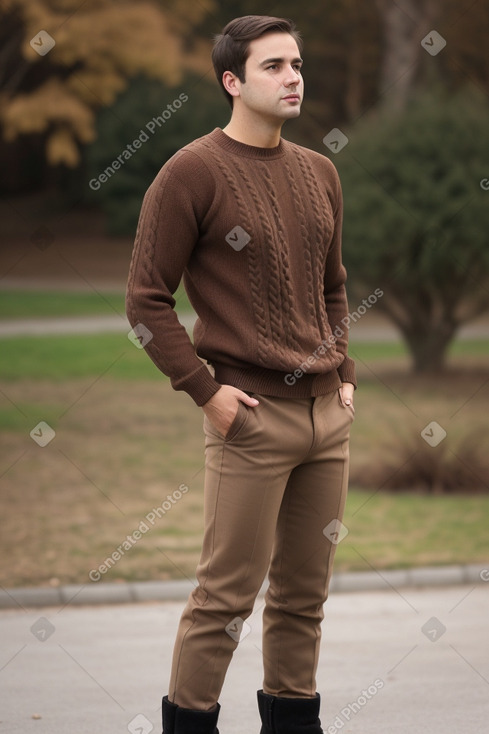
[285, 107, 302, 118]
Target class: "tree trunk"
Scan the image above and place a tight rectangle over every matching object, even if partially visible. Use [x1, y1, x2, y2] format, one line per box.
[399, 323, 456, 373]
[374, 0, 441, 112]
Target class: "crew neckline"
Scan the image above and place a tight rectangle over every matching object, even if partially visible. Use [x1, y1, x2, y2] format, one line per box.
[210, 128, 285, 160]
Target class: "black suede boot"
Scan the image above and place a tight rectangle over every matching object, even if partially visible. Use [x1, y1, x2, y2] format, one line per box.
[162, 695, 220, 734]
[257, 690, 323, 733]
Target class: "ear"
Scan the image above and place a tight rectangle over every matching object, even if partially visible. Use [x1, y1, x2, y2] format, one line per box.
[222, 70, 241, 99]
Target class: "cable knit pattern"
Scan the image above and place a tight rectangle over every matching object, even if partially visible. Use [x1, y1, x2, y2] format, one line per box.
[258, 163, 303, 356]
[198, 140, 273, 368]
[291, 149, 335, 344]
[126, 128, 356, 406]
[238, 160, 302, 366]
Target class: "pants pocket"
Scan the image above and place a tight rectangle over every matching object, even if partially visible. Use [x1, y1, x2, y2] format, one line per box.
[224, 401, 249, 441]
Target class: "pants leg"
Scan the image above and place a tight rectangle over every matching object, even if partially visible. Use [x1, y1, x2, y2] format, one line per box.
[167, 392, 353, 710]
[168, 396, 300, 709]
[262, 390, 353, 697]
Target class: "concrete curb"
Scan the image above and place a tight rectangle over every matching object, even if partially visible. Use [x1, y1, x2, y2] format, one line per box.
[1, 563, 488, 610]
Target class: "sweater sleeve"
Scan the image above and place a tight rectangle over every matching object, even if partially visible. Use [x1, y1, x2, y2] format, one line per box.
[125, 151, 222, 406]
[323, 162, 357, 388]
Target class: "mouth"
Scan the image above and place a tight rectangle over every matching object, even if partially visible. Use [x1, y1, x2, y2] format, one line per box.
[282, 94, 301, 102]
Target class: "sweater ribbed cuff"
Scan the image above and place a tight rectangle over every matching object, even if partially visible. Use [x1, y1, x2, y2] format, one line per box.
[172, 363, 221, 406]
[337, 356, 357, 389]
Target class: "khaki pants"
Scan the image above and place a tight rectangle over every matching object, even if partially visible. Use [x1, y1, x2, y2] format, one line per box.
[168, 389, 353, 710]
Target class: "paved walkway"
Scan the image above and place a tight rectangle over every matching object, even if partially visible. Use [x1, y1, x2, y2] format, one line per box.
[1, 312, 488, 340]
[1, 583, 487, 733]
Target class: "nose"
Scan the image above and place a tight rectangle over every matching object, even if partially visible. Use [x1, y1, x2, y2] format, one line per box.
[283, 65, 301, 88]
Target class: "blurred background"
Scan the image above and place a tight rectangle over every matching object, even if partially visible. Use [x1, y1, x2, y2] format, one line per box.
[1, 0, 488, 588]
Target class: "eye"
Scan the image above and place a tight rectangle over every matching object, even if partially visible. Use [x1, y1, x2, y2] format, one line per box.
[267, 64, 278, 70]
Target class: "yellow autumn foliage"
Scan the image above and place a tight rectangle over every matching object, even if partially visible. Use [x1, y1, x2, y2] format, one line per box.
[3, 77, 95, 139]
[46, 126, 82, 167]
[0, 0, 214, 166]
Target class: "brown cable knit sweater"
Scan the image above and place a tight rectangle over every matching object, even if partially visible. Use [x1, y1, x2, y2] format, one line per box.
[126, 128, 356, 406]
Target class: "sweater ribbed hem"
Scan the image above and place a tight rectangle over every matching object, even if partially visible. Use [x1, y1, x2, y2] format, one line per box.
[212, 363, 343, 399]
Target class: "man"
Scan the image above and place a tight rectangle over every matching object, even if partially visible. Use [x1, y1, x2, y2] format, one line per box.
[126, 15, 356, 734]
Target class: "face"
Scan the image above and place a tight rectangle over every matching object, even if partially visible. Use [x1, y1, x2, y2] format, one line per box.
[229, 32, 304, 122]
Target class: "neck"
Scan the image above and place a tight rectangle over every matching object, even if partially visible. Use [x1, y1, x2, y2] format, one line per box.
[222, 108, 283, 148]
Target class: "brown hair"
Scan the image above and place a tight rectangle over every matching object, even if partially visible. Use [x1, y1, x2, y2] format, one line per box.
[212, 15, 303, 108]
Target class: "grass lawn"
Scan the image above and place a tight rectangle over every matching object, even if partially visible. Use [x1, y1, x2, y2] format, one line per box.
[0, 285, 192, 319]
[0, 290, 126, 319]
[0, 333, 161, 381]
[0, 329, 488, 588]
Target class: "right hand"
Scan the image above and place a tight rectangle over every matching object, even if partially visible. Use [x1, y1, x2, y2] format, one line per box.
[202, 385, 259, 438]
